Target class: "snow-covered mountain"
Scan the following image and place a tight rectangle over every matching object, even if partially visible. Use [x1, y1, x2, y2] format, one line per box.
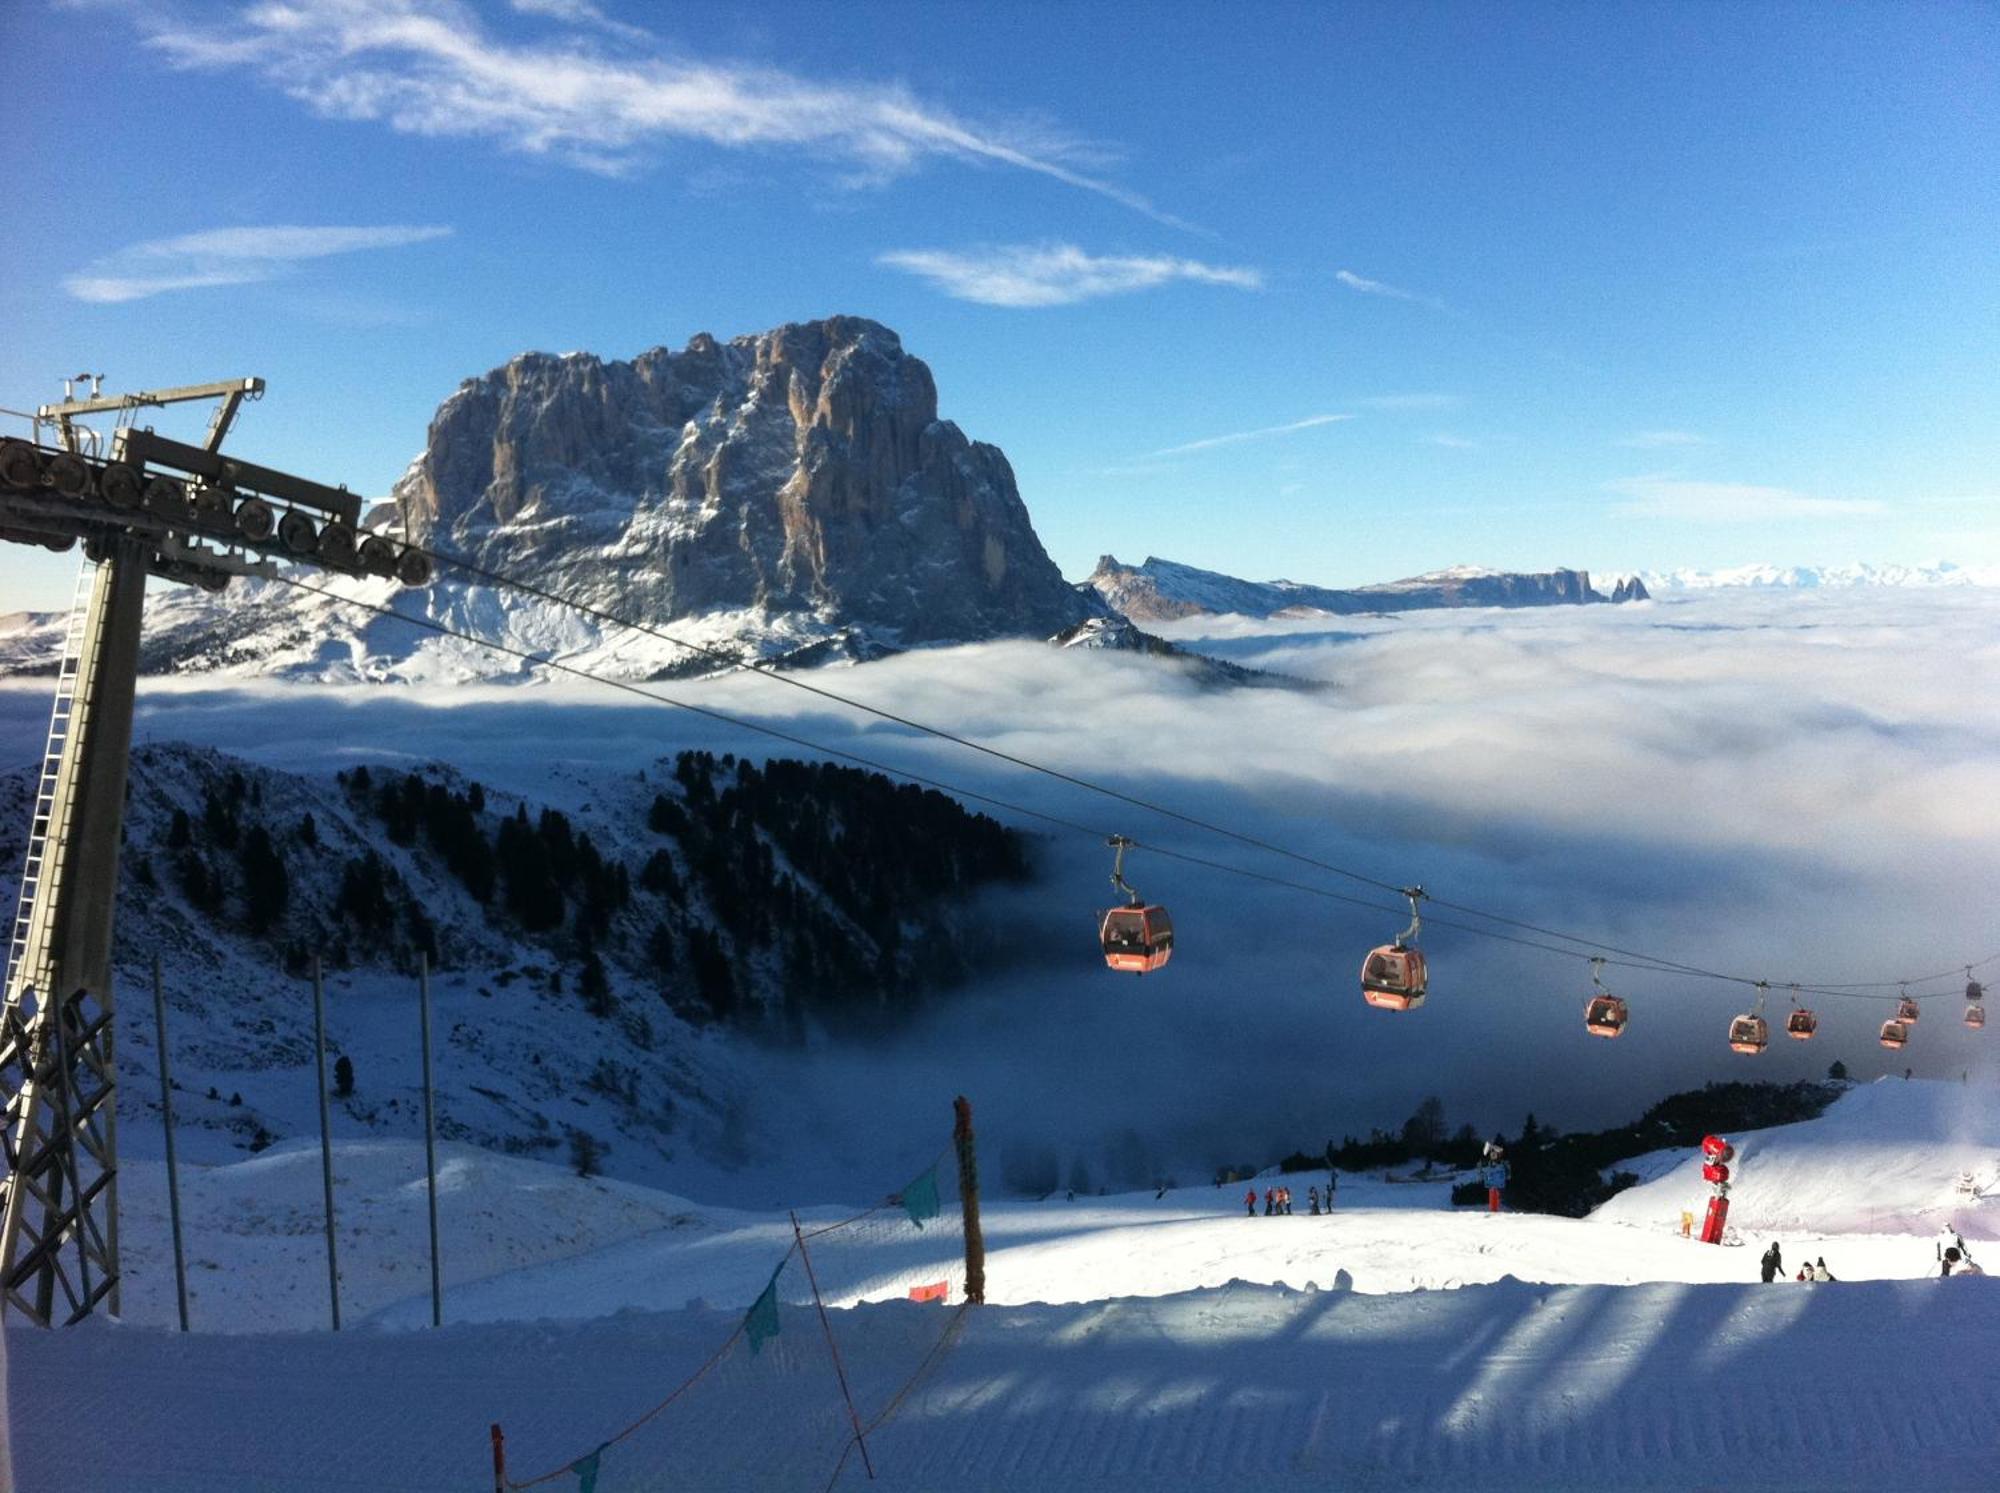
[1085, 555, 1644, 622]
[1629, 561, 2000, 592]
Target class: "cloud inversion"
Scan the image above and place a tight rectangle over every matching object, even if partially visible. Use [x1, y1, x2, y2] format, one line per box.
[878, 243, 1261, 308]
[64, 224, 454, 303]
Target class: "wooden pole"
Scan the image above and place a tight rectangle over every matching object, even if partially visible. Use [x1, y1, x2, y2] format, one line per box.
[312, 955, 341, 1330]
[419, 952, 442, 1328]
[953, 1095, 984, 1305]
[151, 956, 189, 1332]
[791, 1210, 876, 1480]
[490, 1423, 506, 1493]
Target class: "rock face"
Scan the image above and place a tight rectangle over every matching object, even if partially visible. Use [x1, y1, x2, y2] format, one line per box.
[1086, 556, 1630, 622]
[1610, 575, 1651, 603]
[395, 317, 1093, 648]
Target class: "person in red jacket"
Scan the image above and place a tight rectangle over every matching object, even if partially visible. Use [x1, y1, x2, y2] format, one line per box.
[1244, 1188, 1256, 1218]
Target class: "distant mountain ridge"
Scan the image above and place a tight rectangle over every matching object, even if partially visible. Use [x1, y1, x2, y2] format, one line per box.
[1084, 556, 1645, 622]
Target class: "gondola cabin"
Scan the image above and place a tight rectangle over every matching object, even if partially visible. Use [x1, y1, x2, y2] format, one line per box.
[1966, 1005, 1986, 1030]
[1727, 1014, 1769, 1054]
[1896, 996, 1921, 1024]
[1879, 1019, 1909, 1049]
[1361, 944, 1427, 1011]
[1583, 994, 1628, 1038]
[1100, 905, 1173, 974]
[1784, 1008, 1818, 1040]
[1970, 979, 1986, 1003]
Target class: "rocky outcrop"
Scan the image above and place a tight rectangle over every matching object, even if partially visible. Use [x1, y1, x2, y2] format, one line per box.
[1086, 556, 1632, 622]
[1610, 575, 1651, 603]
[395, 317, 1094, 647]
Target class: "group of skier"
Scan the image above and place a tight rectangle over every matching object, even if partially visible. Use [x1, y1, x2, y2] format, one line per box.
[1756, 1228, 1985, 1283]
[1244, 1177, 1337, 1217]
[1760, 1243, 1837, 1282]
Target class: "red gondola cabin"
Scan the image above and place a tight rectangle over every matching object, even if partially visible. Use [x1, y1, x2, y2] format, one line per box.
[1100, 905, 1173, 975]
[1584, 994, 1628, 1038]
[1784, 1008, 1818, 1040]
[1967, 1005, 1987, 1030]
[1727, 1014, 1768, 1054]
[1361, 944, 1427, 1011]
[1878, 1019, 1909, 1049]
[1896, 996, 1921, 1024]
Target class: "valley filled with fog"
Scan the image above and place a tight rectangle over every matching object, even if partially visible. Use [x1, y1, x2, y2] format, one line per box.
[3, 586, 1993, 1199]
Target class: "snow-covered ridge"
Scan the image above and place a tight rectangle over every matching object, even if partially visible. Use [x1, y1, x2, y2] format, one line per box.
[1627, 561, 2000, 592]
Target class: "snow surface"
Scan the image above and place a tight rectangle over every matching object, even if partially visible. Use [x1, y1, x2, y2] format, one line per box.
[11, 1079, 2000, 1489]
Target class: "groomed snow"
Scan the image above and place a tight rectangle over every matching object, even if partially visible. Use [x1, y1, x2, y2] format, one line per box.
[10, 1079, 1998, 1489]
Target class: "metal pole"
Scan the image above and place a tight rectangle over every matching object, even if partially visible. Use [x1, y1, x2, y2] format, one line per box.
[419, 952, 442, 1328]
[312, 955, 340, 1330]
[151, 956, 189, 1332]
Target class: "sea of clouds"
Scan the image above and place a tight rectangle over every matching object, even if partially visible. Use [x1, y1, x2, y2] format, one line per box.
[2, 587, 1995, 1194]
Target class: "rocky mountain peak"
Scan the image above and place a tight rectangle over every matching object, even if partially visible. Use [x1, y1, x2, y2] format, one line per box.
[393, 316, 1089, 648]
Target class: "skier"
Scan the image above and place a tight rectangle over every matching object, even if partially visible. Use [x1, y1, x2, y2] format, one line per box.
[1811, 1257, 1834, 1282]
[1244, 1187, 1257, 1218]
[1795, 1264, 1811, 1282]
[1759, 1242, 1783, 1283]
[1264, 1188, 1274, 1217]
[1942, 1246, 1960, 1277]
[1308, 1186, 1321, 1216]
[1327, 1170, 1337, 1210]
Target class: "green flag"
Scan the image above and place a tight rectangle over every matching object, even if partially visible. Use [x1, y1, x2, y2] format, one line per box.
[901, 1165, 941, 1230]
[571, 1447, 602, 1493]
[744, 1264, 782, 1355]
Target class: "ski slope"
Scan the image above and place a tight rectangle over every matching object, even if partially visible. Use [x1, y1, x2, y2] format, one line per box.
[9, 1078, 2000, 1489]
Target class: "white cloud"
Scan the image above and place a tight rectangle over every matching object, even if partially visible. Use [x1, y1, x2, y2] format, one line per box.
[1618, 430, 1709, 449]
[135, 0, 1183, 222]
[1363, 393, 1460, 412]
[509, 0, 644, 39]
[1143, 413, 1352, 460]
[877, 244, 1261, 308]
[1607, 476, 1887, 523]
[64, 223, 453, 303]
[1426, 433, 1477, 449]
[1336, 268, 1446, 311]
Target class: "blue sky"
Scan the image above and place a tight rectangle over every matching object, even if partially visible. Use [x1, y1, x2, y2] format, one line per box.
[2, 0, 1995, 610]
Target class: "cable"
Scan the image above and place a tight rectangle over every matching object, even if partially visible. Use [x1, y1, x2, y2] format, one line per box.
[401, 540, 1996, 998]
[268, 571, 1984, 1006]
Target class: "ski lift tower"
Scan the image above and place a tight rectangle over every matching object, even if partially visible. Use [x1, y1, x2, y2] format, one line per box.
[0, 377, 433, 1324]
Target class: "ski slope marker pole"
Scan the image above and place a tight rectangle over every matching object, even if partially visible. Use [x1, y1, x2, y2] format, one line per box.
[312, 954, 341, 1329]
[419, 951, 442, 1327]
[151, 955, 190, 1332]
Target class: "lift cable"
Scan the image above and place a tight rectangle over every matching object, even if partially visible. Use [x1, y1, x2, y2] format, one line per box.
[268, 572, 1986, 1005]
[398, 540, 1995, 996]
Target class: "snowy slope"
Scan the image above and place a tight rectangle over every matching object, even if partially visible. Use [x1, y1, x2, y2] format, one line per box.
[1594, 1077, 2000, 1239]
[14, 1080, 2000, 1488]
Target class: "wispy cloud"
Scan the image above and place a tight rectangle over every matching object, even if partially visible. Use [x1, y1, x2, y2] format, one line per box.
[509, 0, 647, 41]
[134, 0, 1185, 224]
[64, 223, 453, 303]
[1362, 392, 1460, 412]
[1426, 433, 1477, 449]
[1608, 475, 1886, 523]
[877, 243, 1260, 308]
[1618, 429, 1709, 449]
[1336, 268, 1446, 311]
[1144, 413, 1352, 460]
